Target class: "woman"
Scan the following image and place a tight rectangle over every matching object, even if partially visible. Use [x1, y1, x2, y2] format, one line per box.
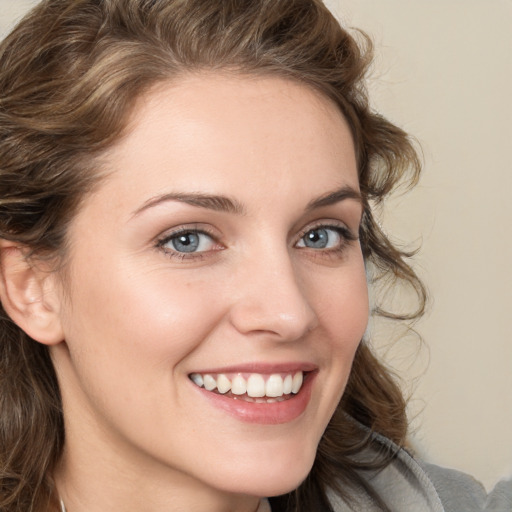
[0, 1, 487, 511]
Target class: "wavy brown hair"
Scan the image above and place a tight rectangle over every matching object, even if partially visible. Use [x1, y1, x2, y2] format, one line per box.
[0, 1, 425, 511]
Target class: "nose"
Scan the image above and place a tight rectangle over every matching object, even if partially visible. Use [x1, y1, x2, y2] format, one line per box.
[228, 251, 318, 342]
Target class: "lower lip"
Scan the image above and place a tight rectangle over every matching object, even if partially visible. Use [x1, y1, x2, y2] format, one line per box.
[193, 373, 316, 425]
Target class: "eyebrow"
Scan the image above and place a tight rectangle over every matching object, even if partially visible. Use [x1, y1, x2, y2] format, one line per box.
[132, 192, 246, 217]
[306, 185, 363, 211]
[131, 185, 362, 218]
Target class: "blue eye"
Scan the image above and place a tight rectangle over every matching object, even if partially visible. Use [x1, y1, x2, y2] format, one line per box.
[161, 230, 216, 254]
[297, 227, 343, 249]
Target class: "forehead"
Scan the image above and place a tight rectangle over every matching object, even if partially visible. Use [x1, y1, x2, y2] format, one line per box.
[93, 73, 359, 213]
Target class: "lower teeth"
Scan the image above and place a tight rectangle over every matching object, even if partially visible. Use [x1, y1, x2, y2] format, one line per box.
[226, 392, 288, 403]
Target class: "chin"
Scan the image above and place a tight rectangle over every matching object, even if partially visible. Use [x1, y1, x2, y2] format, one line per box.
[255, 467, 313, 498]
[212, 443, 317, 498]
[223, 469, 313, 499]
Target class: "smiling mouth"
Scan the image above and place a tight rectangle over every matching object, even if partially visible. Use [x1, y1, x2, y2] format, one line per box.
[189, 371, 305, 403]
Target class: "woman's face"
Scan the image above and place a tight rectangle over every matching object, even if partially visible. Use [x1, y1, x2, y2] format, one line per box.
[52, 74, 368, 501]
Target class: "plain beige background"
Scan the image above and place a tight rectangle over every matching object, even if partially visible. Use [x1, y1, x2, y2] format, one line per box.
[1, 0, 511, 491]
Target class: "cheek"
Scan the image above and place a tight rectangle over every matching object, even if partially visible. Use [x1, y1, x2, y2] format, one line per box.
[60, 262, 226, 393]
[301, 255, 369, 408]
[317, 262, 369, 354]
[57, 263, 231, 456]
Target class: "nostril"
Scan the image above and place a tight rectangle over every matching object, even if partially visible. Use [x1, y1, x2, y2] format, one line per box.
[228, 296, 317, 341]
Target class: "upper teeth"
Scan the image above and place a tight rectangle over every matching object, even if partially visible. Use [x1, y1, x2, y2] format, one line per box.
[190, 371, 304, 398]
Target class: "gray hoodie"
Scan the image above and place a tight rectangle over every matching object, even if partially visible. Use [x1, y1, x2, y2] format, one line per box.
[325, 429, 510, 511]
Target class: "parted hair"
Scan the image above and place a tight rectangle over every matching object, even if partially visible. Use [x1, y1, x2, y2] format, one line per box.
[0, 1, 425, 511]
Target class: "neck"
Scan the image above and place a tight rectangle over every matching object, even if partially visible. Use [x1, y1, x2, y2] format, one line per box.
[59, 498, 270, 512]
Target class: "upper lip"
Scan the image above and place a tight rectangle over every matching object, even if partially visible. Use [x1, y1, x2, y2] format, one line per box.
[188, 362, 318, 375]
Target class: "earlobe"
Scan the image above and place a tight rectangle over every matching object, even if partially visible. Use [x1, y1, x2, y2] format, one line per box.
[0, 242, 64, 345]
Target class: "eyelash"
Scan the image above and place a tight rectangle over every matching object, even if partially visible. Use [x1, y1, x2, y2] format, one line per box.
[296, 223, 357, 253]
[156, 226, 220, 261]
[155, 223, 358, 261]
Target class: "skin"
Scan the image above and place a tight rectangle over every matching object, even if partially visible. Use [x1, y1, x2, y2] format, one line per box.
[44, 74, 369, 511]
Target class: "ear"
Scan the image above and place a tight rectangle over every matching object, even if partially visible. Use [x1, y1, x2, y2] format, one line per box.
[0, 241, 64, 345]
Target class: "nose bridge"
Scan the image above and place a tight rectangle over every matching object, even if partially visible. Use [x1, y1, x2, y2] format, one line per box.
[229, 244, 318, 341]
